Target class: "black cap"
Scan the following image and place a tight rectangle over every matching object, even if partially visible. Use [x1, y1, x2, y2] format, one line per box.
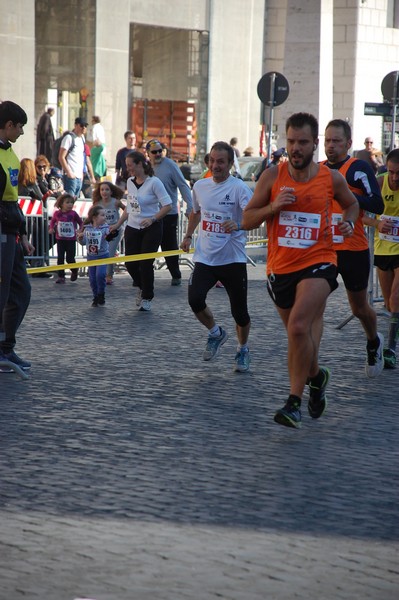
[75, 117, 88, 127]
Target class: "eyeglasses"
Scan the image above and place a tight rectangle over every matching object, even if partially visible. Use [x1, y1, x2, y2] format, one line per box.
[150, 149, 163, 155]
[37, 165, 47, 169]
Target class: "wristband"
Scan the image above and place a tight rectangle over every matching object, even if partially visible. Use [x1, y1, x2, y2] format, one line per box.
[151, 216, 157, 223]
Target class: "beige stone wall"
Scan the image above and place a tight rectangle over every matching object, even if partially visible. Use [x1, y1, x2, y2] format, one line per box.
[207, 0, 265, 154]
[261, 0, 334, 157]
[0, 0, 35, 158]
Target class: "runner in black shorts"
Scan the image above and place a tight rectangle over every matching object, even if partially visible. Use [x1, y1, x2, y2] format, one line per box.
[180, 141, 253, 373]
[323, 119, 384, 379]
[267, 262, 338, 309]
[242, 112, 359, 429]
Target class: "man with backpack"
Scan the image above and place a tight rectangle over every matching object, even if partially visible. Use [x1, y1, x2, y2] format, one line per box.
[57, 117, 88, 198]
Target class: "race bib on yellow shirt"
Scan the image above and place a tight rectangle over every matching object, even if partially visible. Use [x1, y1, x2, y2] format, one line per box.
[379, 215, 399, 243]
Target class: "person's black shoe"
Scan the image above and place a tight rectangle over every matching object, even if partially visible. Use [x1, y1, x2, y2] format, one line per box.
[70, 271, 78, 282]
[97, 293, 105, 306]
[91, 296, 99, 307]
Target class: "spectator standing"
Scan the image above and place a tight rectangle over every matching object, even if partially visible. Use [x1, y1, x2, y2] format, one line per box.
[36, 107, 55, 162]
[115, 131, 136, 190]
[0, 100, 33, 371]
[355, 137, 384, 174]
[180, 141, 253, 372]
[110, 151, 172, 312]
[18, 157, 53, 276]
[229, 137, 241, 158]
[146, 139, 193, 285]
[90, 116, 107, 180]
[58, 117, 88, 198]
[243, 147, 254, 157]
[81, 142, 96, 198]
[242, 112, 359, 429]
[363, 148, 399, 369]
[92, 181, 125, 285]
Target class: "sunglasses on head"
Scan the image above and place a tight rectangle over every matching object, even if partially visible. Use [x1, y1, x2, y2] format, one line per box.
[150, 149, 163, 155]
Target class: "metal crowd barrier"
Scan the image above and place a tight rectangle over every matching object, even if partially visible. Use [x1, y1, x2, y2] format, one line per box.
[21, 198, 385, 322]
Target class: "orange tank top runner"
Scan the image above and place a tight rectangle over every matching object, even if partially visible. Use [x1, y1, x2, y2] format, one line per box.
[322, 157, 368, 252]
[267, 162, 337, 276]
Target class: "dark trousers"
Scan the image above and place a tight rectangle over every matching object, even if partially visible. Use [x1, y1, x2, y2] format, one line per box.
[0, 235, 31, 352]
[124, 222, 162, 300]
[56, 239, 78, 278]
[160, 213, 181, 279]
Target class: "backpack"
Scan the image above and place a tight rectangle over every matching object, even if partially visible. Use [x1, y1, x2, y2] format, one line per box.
[52, 131, 77, 169]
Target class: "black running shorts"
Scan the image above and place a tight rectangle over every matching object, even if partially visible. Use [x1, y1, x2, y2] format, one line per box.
[374, 254, 399, 271]
[336, 249, 370, 292]
[266, 262, 338, 309]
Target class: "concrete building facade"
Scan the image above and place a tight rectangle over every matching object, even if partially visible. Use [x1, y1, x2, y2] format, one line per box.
[1, 0, 399, 164]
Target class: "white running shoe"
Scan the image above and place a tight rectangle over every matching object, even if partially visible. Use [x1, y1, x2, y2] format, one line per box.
[139, 299, 152, 312]
[365, 332, 384, 378]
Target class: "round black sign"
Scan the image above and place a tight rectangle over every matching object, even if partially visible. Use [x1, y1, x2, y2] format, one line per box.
[381, 71, 399, 104]
[257, 72, 289, 107]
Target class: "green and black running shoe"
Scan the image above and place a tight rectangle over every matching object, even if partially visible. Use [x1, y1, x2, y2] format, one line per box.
[383, 348, 396, 369]
[308, 366, 330, 419]
[274, 398, 302, 429]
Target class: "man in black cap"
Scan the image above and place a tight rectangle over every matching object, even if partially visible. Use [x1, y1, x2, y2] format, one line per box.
[59, 117, 88, 197]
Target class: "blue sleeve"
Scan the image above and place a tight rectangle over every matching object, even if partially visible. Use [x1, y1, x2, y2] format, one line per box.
[347, 160, 384, 214]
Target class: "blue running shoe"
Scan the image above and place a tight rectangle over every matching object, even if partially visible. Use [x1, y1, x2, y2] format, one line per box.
[234, 349, 251, 372]
[203, 327, 228, 361]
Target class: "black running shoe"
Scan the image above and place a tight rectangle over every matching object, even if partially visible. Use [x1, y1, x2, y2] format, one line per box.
[274, 399, 302, 429]
[91, 296, 99, 307]
[308, 366, 330, 419]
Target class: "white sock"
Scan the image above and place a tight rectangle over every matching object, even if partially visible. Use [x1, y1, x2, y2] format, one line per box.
[209, 325, 221, 337]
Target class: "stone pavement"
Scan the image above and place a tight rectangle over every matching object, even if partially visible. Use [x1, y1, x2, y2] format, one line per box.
[0, 262, 398, 600]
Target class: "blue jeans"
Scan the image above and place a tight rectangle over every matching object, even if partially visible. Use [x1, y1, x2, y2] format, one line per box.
[63, 175, 82, 198]
[88, 254, 108, 296]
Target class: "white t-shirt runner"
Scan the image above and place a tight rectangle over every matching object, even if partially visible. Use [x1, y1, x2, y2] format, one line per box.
[192, 175, 252, 265]
[126, 176, 171, 229]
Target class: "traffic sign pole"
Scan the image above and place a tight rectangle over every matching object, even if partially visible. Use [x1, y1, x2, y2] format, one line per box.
[267, 73, 276, 163]
[391, 73, 399, 151]
[257, 71, 289, 161]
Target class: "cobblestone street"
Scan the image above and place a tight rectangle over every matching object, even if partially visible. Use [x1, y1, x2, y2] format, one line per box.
[1, 264, 398, 600]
